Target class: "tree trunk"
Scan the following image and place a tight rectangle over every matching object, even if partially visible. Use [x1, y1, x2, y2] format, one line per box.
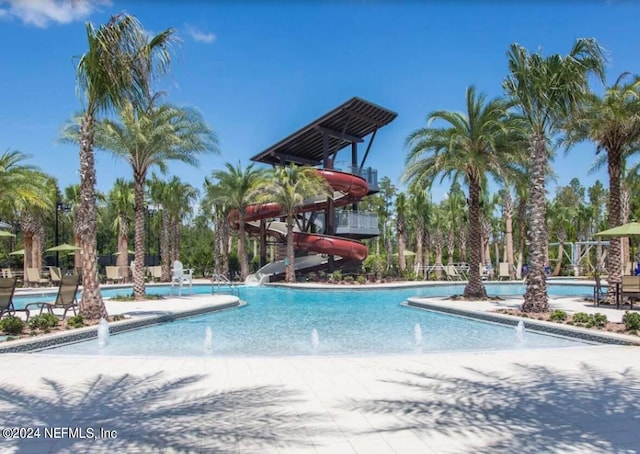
[23, 234, 33, 279]
[78, 113, 107, 320]
[606, 147, 623, 303]
[398, 224, 406, 272]
[285, 214, 295, 283]
[522, 134, 549, 312]
[463, 179, 487, 298]
[504, 191, 515, 279]
[446, 231, 454, 265]
[415, 226, 423, 275]
[238, 213, 249, 280]
[133, 175, 146, 300]
[459, 227, 467, 262]
[621, 184, 630, 266]
[552, 239, 564, 277]
[116, 219, 129, 268]
[161, 210, 170, 281]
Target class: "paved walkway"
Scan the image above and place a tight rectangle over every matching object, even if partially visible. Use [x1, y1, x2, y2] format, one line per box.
[0, 282, 639, 453]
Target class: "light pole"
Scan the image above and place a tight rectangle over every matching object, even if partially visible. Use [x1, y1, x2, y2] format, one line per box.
[55, 202, 70, 267]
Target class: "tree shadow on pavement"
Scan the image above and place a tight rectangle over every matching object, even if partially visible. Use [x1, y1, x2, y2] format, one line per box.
[0, 371, 326, 453]
[348, 362, 640, 453]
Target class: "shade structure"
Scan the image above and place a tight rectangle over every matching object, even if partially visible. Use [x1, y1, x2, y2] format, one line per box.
[0, 230, 16, 238]
[9, 249, 24, 256]
[594, 222, 640, 238]
[0, 221, 10, 229]
[46, 243, 81, 252]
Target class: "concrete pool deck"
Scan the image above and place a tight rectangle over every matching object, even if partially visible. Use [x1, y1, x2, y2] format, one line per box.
[0, 282, 639, 453]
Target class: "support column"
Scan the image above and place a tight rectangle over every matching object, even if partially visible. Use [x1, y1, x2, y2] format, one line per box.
[260, 219, 267, 268]
[322, 132, 335, 272]
[351, 142, 358, 212]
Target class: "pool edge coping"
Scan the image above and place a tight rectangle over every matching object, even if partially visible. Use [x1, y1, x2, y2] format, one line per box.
[406, 298, 640, 346]
[0, 298, 242, 354]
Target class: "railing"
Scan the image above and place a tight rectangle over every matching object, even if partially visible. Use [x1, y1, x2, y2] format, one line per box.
[336, 211, 379, 236]
[333, 161, 379, 192]
[211, 273, 240, 297]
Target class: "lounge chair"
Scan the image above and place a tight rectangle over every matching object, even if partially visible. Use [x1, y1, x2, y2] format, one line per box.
[25, 268, 49, 287]
[150, 265, 162, 282]
[170, 260, 193, 296]
[105, 266, 124, 284]
[444, 265, 462, 281]
[48, 266, 63, 286]
[593, 273, 607, 307]
[0, 277, 29, 320]
[498, 262, 511, 281]
[26, 274, 80, 319]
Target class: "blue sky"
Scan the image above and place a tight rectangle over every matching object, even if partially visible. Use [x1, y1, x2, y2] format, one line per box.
[1, 0, 639, 204]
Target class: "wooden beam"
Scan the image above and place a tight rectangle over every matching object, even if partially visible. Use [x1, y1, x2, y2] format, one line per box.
[315, 125, 363, 143]
[341, 108, 385, 126]
[272, 152, 319, 166]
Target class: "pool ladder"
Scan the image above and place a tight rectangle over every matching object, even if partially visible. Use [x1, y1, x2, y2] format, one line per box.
[211, 273, 241, 297]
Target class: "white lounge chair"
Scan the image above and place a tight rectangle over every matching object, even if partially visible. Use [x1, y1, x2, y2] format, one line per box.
[498, 262, 510, 281]
[171, 260, 193, 296]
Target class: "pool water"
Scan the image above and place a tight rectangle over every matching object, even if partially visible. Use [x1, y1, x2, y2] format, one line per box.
[41, 285, 593, 357]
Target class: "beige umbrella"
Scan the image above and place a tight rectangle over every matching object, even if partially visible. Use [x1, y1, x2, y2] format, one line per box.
[0, 230, 16, 238]
[9, 249, 24, 256]
[46, 243, 81, 253]
[595, 222, 640, 238]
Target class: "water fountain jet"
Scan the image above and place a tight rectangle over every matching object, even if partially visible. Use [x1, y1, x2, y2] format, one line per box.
[413, 323, 423, 345]
[204, 326, 213, 352]
[311, 328, 320, 351]
[97, 318, 110, 348]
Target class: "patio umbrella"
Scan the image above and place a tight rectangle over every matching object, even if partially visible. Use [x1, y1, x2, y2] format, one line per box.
[46, 243, 81, 253]
[9, 249, 24, 256]
[113, 250, 135, 256]
[0, 230, 16, 238]
[0, 221, 10, 229]
[594, 222, 640, 238]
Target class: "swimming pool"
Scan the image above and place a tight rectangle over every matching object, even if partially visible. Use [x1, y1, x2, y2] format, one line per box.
[42, 284, 593, 357]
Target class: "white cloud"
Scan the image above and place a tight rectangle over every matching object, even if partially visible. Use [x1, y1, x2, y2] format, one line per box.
[184, 24, 216, 44]
[0, 0, 110, 28]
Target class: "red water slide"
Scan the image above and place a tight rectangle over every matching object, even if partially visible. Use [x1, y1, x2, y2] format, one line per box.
[232, 169, 369, 261]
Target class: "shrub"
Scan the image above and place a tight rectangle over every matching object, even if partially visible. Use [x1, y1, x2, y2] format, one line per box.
[622, 311, 640, 331]
[331, 270, 342, 281]
[571, 312, 591, 325]
[28, 313, 59, 331]
[0, 316, 25, 335]
[550, 310, 568, 322]
[356, 275, 366, 284]
[66, 314, 85, 328]
[592, 313, 608, 328]
[343, 275, 354, 283]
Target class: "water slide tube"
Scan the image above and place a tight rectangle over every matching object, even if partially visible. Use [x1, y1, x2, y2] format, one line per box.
[231, 169, 369, 263]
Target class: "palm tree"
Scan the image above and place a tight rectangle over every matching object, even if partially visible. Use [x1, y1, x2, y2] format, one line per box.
[206, 163, 264, 280]
[563, 73, 640, 296]
[403, 86, 522, 299]
[504, 38, 605, 312]
[407, 185, 431, 275]
[64, 100, 218, 300]
[162, 176, 199, 264]
[252, 165, 332, 283]
[0, 150, 50, 218]
[395, 192, 407, 272]
[108, 179, 134, 268]
[73, 14, 176, 318]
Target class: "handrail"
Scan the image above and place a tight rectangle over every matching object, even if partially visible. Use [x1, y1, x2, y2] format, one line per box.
[211, 273, 240, 297]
